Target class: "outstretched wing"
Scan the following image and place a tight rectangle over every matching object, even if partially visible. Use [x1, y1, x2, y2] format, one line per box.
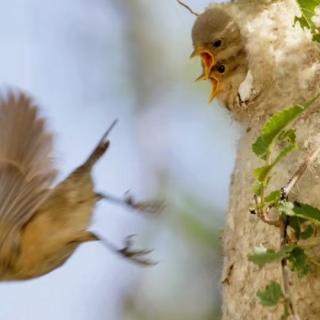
[0, 92, 56, 266]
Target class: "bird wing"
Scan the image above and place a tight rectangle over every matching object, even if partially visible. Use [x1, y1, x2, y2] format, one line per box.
[0, 92, 56, 266]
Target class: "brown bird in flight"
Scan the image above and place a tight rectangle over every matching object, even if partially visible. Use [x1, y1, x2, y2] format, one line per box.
[190, 7, 249, 109]
[0, 90, 157, 281]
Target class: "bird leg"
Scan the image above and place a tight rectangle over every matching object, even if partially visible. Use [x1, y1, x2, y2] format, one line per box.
[117, 235, 156, 266]
[73, 231, 155, 266]
[95, 192, 164, 214]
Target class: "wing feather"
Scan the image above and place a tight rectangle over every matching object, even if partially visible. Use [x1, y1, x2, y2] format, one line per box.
[0, 91, 56, 266]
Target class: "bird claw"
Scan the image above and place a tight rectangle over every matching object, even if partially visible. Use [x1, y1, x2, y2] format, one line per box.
[118, 235, 156, 266]
[124, 192, 165, 214]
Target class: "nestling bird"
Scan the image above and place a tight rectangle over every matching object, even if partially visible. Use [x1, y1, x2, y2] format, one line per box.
[185, 1, 320, 319]
[0, 91, 157, 281]
[190, 7, 250, 110]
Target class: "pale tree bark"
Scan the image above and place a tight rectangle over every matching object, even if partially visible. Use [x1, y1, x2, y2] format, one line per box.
[219, 0, 320, 319]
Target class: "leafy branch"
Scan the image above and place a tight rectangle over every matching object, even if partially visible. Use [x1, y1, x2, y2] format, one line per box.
[249, 94, 320, 319]
[295, 0, 320, 42]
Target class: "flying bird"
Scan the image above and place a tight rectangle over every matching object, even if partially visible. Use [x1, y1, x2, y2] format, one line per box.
[0, 91, 157, 281]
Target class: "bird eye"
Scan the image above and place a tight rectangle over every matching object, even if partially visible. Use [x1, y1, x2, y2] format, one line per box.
[212, 39, 222, 48]
[216, 64, 226, 74]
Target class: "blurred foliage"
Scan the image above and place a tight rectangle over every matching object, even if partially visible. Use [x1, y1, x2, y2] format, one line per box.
[295, 0, 320, 42]
[122, 188, 223, 320]
[106, 1, 229, 319]
[171, 191, 223, 252]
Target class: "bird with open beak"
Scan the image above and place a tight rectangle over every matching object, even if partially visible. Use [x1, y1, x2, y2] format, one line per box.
[191, 7, 249, 110]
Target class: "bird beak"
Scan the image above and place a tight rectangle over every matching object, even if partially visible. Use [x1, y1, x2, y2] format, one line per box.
[194, 61, 206, 81]
[191, 47, 221, 102]
[190, 47, 215, 80]
[208, 77, 223, 103]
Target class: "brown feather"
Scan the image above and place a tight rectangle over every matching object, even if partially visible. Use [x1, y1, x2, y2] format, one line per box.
[0, 92, 56, 267]
[192, 8, 232, 47]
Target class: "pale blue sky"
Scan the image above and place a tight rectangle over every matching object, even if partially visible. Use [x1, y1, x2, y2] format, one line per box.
[0, 1, 238, 319]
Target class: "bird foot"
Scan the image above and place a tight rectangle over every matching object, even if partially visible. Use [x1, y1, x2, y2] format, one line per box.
[118, 235, 156, 266]
[123, 192, 165, 214]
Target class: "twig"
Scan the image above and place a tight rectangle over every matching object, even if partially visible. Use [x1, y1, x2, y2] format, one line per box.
[252, 195, 281, 227]
[279, 217, 300, 320]
[282, 146, 320, 198]
[177, 0, 199, 16]
[275, 148, 320, 320]
[253, 147, 320, 319]
[258, 212, 280, 227]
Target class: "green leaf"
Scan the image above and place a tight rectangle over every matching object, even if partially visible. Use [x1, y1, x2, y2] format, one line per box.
[278, 129, 296, 144]
[253, 143, 297, 187]
[288, 202, 320, 224]
[288, 216, 304, 239]
[253, 165, 272, 182]
[248, 246, 294, 267]
[252, 105, 304, 159]
[295, 0, 320, 42]
[252, 181, 263, 194]
[273, 143, 298, 164]
[257, 281, 284, 307]
[300, 225, 314, 239]
[289, 217, 313, 240]
[288, 247, 309, 276]
[252, 94, 320, 160]
[265, 190, 281, 203]
[313, 32, 320, 42]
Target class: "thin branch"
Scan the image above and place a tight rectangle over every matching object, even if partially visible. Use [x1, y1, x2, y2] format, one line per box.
[275, 148, 320, 320]
[177, 0, 199, 17]
[282, 146, 320, 198]
[279, 217, 300, 320]
[259, 212, 281, 227]
[253, 147, 320, 319]
[252, 195, 281, 227]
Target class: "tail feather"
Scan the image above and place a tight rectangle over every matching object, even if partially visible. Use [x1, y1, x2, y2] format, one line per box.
[83, 119, 118, 169]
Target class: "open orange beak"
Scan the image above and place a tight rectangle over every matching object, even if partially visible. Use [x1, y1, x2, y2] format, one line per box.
[190, 47, 215, 80]
[208, 77, 223, 103]
[190, 47, 222, 102]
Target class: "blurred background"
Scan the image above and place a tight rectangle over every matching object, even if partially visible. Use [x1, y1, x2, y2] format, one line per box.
[0, 0, 241, 319]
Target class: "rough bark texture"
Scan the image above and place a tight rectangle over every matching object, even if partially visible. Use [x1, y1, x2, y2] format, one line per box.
[220, 0, 320, 319]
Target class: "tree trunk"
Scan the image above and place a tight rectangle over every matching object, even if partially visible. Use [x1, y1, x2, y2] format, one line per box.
[221, 0, 320, 319]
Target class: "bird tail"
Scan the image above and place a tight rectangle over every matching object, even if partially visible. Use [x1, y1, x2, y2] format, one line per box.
[82, 119, 118, 169]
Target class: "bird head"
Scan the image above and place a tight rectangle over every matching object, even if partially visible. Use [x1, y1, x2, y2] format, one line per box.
[191, 7, 248, 105]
